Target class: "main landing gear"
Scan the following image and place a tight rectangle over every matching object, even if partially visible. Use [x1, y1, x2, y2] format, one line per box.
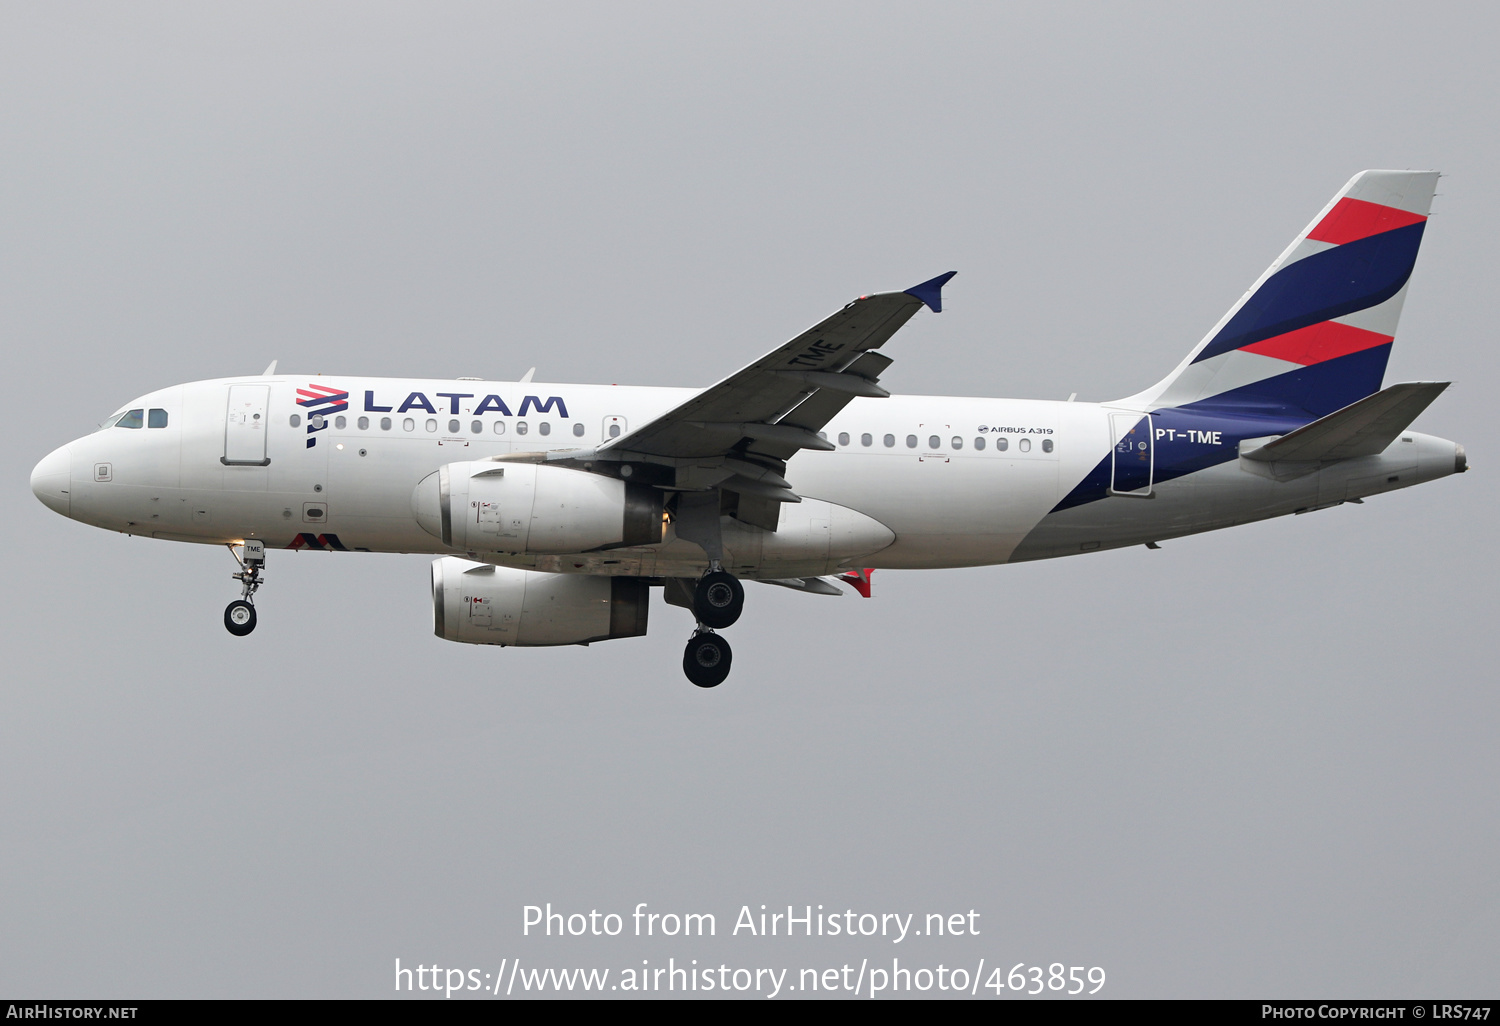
[681, 566, 745, 688]
[683, 629, 732, 688]
[224, 539, 265, 637]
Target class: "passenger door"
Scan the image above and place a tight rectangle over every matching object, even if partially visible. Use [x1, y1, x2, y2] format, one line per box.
[223, 385, 271, 466]
[1109, 412, 1153, 496]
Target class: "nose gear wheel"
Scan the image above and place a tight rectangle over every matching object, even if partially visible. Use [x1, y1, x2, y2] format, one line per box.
[224, 600, 257, 636]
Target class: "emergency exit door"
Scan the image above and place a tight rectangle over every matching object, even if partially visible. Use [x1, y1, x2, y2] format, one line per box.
[223, 385, 271, 466]
[1109, 413, 1152, 496]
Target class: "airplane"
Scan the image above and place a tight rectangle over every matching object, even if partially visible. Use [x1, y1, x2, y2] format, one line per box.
[30, 170, 1466, 688]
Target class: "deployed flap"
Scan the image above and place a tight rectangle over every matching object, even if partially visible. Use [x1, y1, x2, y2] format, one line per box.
[600, 273, 954, 466]
[1241, 381, 1449, 462]
[758, 577, 844, 596]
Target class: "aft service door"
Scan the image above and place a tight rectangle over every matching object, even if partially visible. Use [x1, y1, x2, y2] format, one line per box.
[223, 385, 271, 466]
[1109, 412, 1152, 496]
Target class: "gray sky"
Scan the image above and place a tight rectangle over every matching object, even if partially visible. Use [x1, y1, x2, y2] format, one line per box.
[3, 1, 1496, 999]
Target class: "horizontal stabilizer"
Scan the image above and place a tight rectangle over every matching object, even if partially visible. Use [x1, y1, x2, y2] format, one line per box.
[1241, 381, 1449, 463]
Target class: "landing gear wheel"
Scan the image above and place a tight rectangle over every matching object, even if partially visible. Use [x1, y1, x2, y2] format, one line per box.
[683, 632, 732, 688]
[224, 600, 257, 637]
[693, 570, 744, 629]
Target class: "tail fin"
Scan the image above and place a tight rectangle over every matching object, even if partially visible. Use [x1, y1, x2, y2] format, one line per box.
[1129, 170, 1439, 421]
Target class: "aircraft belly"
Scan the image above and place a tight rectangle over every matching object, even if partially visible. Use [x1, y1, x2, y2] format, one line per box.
[788, 450, 1063, 570]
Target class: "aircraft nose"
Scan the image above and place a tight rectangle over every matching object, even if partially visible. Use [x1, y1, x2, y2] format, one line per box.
[31, 444, 72, 517]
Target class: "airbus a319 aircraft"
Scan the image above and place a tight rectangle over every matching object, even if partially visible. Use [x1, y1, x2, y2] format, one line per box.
[31, 170, 1466, 687]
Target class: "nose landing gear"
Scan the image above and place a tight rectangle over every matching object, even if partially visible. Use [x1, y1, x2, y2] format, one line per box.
[225, 540, 265, 637]
[681, 564, 742, 687]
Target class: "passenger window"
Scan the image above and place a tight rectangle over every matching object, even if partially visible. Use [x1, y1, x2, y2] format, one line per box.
[380, 417, 392, 431]
[494, 421, 506, 435]
[289, 414, 301, 427]
[148, 409, 168, 428]
[1042, 438, 1054, 453]
[838, 432, 850, 446]
[472, 420, 483, 434]
[974, 436, 985, 450]
[402, 418, 415, 432]
[1019, 438, 1031, 452]
[952, 436, 963, 449]
[996, 437, 1008, 451]
[334, 415, 346, 429]
[573, 423, 585, 437]
[116, 409, 144, 429]
[448, 419, 460, 433]
[426, 419, 437, 432]
[906, 435, 917, 448]
[928, 435, 940, 450]
[883, 434, 895, 448]
[861, 433, 872, 447]
[540, 422, 551, 436]
[358, 416, 370, 430]
[516, 421, 529, 435]
[310, 414, 325, 429]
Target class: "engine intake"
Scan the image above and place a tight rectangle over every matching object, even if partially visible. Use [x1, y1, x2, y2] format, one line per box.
[413, 461, 664, 555]
[431, 557, 650, 646]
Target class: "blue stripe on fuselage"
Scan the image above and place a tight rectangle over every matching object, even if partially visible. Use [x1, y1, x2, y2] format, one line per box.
[1050, 345, 1391, 513]
[1051, 407, 1306, 512]
[1191, 222, 1423, 364]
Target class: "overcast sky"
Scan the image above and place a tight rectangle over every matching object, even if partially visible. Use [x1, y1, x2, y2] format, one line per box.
[3, 1, 1496, 999]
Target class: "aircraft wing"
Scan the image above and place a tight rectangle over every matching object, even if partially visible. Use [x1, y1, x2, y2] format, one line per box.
[598, 273, 955, 490]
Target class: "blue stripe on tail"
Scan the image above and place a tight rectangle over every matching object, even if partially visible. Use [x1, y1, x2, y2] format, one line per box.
[1193, 222, 1424, 364]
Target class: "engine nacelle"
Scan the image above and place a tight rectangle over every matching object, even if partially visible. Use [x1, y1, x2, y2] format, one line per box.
[412, 461, 664, 555]
[431, 557, 650, 646]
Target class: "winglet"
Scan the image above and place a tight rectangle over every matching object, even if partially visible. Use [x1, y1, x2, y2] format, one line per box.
[904, 271, 957, 313]
[837, 568, 875, 598]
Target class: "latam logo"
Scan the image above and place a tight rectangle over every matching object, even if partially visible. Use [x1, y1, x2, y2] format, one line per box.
[361, 390, 569, 418]
[296, 384, 350, 449]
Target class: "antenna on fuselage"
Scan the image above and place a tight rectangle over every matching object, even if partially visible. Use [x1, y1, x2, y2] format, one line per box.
[262, 360, 278, 376]
[519, 367, 536, 383]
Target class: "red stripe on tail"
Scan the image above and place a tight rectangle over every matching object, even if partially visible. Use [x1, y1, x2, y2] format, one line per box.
[1239, 321, 1393, 366]
[1307, 197, 1426, 246]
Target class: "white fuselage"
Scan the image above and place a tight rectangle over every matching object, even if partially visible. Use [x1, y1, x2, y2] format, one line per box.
[32, 374, 1463, 579]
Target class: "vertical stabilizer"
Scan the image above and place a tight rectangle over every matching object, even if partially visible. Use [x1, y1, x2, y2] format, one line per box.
[1127, 170, 1439, 420]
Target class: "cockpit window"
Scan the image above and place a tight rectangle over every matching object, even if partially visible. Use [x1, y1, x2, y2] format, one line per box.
[148, 409, 168, 428]
[116, 409, 144, 429]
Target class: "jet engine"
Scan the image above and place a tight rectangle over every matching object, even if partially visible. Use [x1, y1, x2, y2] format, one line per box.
[431, 557, 650, 646]
[412, 461, 664, 555]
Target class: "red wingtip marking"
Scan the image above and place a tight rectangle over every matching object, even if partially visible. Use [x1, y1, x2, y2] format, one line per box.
[838, 568, 875, 598]
[1307, 197, 1426, 246]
